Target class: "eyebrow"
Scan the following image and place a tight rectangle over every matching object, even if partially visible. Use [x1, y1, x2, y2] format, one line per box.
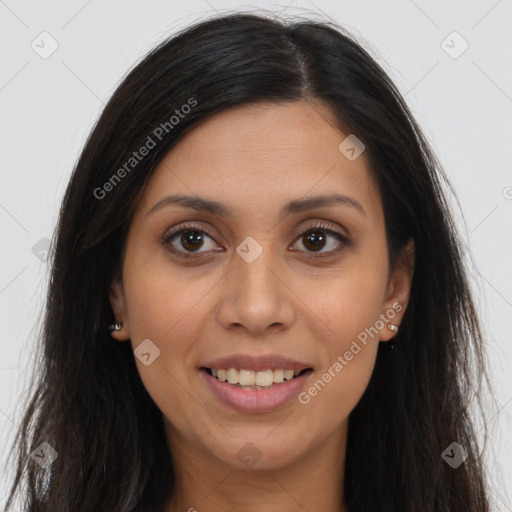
[147, 192, 366, 219]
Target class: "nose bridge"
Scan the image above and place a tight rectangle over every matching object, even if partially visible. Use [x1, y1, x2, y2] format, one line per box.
[234, 237, 282, 307]
[216, 235, 294, 333]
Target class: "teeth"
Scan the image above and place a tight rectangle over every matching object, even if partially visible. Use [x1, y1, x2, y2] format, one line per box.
[227, 368, 238, 384]
[239, 369, 255, 386]
[209, 367, 305, 386]
[255, 369, 273, 387]
[273, 369, 284, 383]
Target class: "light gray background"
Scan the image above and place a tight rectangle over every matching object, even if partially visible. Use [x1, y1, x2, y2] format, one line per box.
[1, 0, 511, 509]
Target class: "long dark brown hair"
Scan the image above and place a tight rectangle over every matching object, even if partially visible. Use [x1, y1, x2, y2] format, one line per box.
[4, 11, 492, 511]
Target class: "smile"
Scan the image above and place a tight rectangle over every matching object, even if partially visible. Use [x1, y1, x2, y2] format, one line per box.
[206, 367, 310, 389]
[199, 367, 314, 413]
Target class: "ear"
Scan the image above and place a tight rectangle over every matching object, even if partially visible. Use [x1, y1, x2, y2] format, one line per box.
[379, 238, 415, 342]
[108, 277, 130, 341]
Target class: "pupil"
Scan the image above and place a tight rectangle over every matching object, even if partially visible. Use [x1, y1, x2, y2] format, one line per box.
[182, 231, 203, 251]
[304, 231, 326, 252]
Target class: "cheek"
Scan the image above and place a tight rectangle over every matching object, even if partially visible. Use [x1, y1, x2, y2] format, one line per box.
[298, 261, 387, 348]
[297, 275, 383, 430]
[296, 346, 377, 442]
[121, 266, 210, 436]
[122, 247, 218, 342]
[292, 261, 385, 426]
[120, 253, 211, 398]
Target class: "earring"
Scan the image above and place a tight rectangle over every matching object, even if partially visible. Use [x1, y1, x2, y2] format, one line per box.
[108, 322, 123, 332]
[387, 324, 399, 333]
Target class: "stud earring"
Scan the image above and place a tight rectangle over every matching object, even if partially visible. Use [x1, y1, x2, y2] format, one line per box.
[108, 322, 123, 332]
[387, 324, 399, 333]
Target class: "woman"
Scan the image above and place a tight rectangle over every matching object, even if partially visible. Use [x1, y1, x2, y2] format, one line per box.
[4, 12, 491, 511]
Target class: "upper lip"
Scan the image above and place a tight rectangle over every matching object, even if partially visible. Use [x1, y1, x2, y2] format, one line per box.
[201, 353, 313, 372]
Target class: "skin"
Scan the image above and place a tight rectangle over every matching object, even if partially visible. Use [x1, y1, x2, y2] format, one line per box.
[109, 100, 414, 512]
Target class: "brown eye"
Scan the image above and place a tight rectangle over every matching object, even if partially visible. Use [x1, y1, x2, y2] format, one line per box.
[291, 222, 351, 258]
[302, 231, 328, 252]
[162, 223, 220, 258]
[162, 221, 350, 260]
[180, 230, 206, 252]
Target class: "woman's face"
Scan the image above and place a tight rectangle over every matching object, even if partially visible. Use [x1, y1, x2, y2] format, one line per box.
[110, 100, 413, 472]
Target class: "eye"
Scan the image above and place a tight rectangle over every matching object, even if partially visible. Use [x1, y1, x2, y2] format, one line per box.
[161, 220, 351, 259]
[290, 221, 350, 258]
[161, 222, 221, 258]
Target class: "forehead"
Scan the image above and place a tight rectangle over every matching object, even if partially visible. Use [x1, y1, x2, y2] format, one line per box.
[137, 101, 382, 222]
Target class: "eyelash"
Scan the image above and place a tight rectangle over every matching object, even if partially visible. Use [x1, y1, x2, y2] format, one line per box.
[161, 221, 351, 259]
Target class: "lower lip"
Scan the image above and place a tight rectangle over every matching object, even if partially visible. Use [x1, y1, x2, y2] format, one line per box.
[200, 369, 313, 413]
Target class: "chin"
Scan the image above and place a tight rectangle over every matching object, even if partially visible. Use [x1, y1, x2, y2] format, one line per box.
[207, 432, 307, 472]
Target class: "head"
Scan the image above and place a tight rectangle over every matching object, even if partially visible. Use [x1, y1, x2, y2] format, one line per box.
[6, 11, 489, 512]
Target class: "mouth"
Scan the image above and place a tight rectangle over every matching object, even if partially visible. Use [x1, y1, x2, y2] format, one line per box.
[199, 366, 314, 413]
[201, 367, 313, 390]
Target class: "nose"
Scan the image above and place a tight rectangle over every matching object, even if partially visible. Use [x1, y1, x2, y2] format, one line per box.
[215, 246, 295, 337]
